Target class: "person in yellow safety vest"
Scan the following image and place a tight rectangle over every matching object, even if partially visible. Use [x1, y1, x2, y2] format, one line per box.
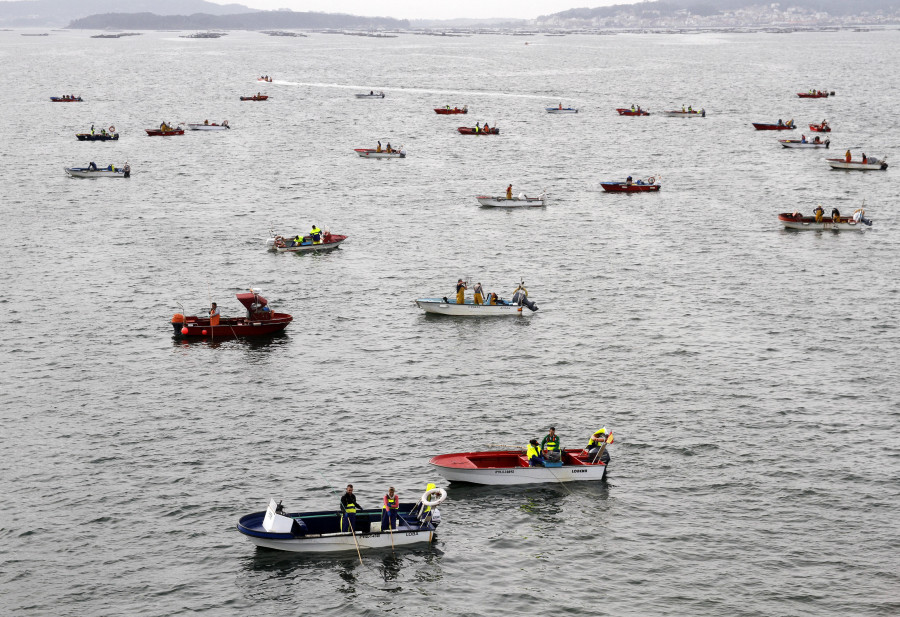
[541, 426, 561, 462]
[814, 205, 824, 223]
[340, 484, 362, 533]
[420, 482, 436, 523]
[526, 439, 545, 467]
[475, 122, 481, 133]
[585, 429, 610, 464]
[381, 487, 400, 530]
[473, 282, 484, 305]
[310, 225, 322, 245]
[294, 233, 304, 246]
[376, 140, 382, 153]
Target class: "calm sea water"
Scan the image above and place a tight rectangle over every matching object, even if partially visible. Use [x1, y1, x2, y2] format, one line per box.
[1, 28, 898, 616]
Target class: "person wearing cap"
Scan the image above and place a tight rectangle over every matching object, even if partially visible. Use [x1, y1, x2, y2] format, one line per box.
[541, 427, 561, 462]
[526, 439, 545, 467]
[585, 429, 610, 464]
[381, 486, 400, 531]
[340, 484, 362, 533]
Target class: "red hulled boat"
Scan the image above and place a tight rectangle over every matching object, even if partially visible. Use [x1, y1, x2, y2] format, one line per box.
[172, 291, 292, 339]
[752, 121, 795, 130]
[797, 91, 832, 98]
[616, 108, 649, 116]
[51, 96, 83, 102]
[435, 106, 468, 114]
[458, 126, 499, 135]
[809, 122, 831, 132]
[145, 128, 185, 136]
[241, 95, 268, 101]
[601, 179, 660, 193]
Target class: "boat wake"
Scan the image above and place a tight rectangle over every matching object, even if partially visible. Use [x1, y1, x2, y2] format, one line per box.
[275, 81, 553, 100]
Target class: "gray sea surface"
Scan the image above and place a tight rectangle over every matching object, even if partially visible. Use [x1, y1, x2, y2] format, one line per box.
[1, 29, 899, 616]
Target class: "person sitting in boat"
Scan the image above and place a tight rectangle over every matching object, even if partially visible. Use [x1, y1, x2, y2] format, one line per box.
[446, 105, 451, 110]
[688, 105, 693, 112]
[483, 122, 490, 133]
[340, 484, 362, 533]
[474, 122, 481, 134]
[222, 120, 229, 127]
[831, 207, 841, 222]
[310, 225, 322, 245]
[813, 135, 821, 144]
[845, 149, 852, 163]
[88, 162, 98, 171]
[203, 119, 209, 125]
[381, 487, 400, 531]
[473, 282, 484, 305]
[787, 118, 793, 127]
[489, 292, 499, 306]
[385, 142, 393, 153]
[209, 302, 220, 326]
[681, 105, 685, 112]
[506, 184, 513, 200]
[626, 175, 633, 186]
[456, 279, 467, 305]
[814, 205, 825, 223]
[631, 104, 636, 112]
[861, 153, 868, 164]
[293, 233, 305, 246]
[777, 119, 784, 126]
[526, 439, 545, 467]
[541, 427, 561, 463]
[800, 134, 807, 143]
[376, 141, 382, 153]
[635, 178, 644, 185]
[585, 429, 610, 464]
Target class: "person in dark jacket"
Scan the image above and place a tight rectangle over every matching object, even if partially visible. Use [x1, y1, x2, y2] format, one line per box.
[340, 484, 362, 533]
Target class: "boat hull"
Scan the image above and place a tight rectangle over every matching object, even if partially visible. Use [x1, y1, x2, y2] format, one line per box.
[458, 127, 499, 135]
[415, 299, 530, 316]
[797, 92, 829, 98]
[355, 93, 385, 99]
[546, 108, 578, 114]
[778, 213, 869, 230]
[65, 166, 128, 178]
[779, 140, 829, 148]
[145, 129, 184, 136]
[616, 108, 649, 116]
[430, 449, 607, 485]
[752, 123, 794, 130]
[187, 124, 229, 130]
[826, 159, 888, 170]
[76, 133, 119, 141]
[661, 110, 705, 118]
[240, 96, 268, 101]
[354, 148, 405, 158]
[809, 124, 831, 132]
[173, 314, 292, 338]
[476, 195, 545, 207]
[51, 97, 82, 102]
[267, 235, 347, 252]
[600, 182, 660, 192]
[434, 108, 467, 114]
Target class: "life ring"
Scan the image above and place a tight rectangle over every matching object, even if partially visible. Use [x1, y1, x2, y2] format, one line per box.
[421, 487, 447, 507]
[647, 176, 655, 184]
[108, 125, 115, 133]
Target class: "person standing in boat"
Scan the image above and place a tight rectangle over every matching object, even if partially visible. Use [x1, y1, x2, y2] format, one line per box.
[340, 484, 362, 533]
[483, 122, 490, 133]
[473, 282, 484, 305]
[506, 184, 513, 200]
[541, 427, 561, 463]
[376, 140, 382, 153]
[474, 122, 481, 134]
[386, 142, 393, 153]
[381, 487, 400, 531]
[845, 149, 852, 163]
[814, 205, 825, 223]
[831, 207, 841, 222]
[209, 303, 220, 326]
[585, 429, 610, 464]
[626, 175, 633, 186]
[526, 439, 545, 467]
[310, 224, 322, 245]
[456, 279, 468, 305]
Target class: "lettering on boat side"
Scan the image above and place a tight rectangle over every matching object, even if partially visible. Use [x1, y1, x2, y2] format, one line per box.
[362, 533, 378, 538]
[495, 470, 515, 474]
[571, 469, 586, 473]
[405, 532, 418, 537]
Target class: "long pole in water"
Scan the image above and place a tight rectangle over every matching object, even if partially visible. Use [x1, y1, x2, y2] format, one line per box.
[313, 471, 363, 565]
[206, 282, 214, 341]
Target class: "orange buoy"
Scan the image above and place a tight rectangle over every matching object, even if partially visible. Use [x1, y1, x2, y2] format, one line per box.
[181, 327, 188, 335]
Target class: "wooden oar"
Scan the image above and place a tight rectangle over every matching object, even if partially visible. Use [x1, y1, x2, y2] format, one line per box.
[345, 514, 363, 565]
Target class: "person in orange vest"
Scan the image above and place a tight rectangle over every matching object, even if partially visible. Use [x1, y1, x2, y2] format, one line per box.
[209, 303, 220, 326]
[845, 149, 852, 163]
[506, 184, 513, 199]
[381, 487, 400, 530]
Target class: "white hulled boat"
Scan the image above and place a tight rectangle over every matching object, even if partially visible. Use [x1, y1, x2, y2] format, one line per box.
[661, 109, 705, 117]
[187, 121, 230, 130]
[779, 138, 829, 149]
[430, 449, 609, 485]
[355, 148, 405, 158]
[826, 157, 888, 170]
[65, 163, 130, 178]
[476, 191, 546, 207]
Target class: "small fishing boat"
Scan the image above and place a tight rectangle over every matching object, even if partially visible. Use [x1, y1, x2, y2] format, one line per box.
[779, 210, 872, 230]
[797, 91, 832, 98]
[826, 157, 888, 170]
[546, 106, 578, 114]
[601, 177, 659, 192]
[266, 231, 348, 252]
[355, 91, 385, 99]
[354, 148, 405, 158]
[51, 96, 82, 102]
[187, 121, 230, 131]
[430, 448, 609, 485]
[416, 287, 537, 316]
[240, 95, 268, 101]
[809, 122, 831, 133]
[145, 127, 184, 136]
[616, 108, 649, 116]
[458, 126, 500, 135]
[75, 126, 118, 141]
[476, 191, 546, 207]
[236, 490, 446, 553]
[779, 138, 829, 149]
[171, 290, 292, 339]
[434, 106, 467, 114]
[661, 109, 705, 118]
[752, 121, 795, 130]
[64, 163, 130, 178]
[258, 76, 272, 82]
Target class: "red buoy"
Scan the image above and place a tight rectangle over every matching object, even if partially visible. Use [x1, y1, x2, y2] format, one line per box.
[181, 327, 188, 335]
[202, 329, 208, 335]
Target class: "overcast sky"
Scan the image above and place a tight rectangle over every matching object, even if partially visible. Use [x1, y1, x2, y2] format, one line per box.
[211, 0, 622, 21]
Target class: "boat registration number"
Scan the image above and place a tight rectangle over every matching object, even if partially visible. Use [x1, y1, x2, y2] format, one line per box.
[571, 469, 587, 473]
[495, 470, 514, 474]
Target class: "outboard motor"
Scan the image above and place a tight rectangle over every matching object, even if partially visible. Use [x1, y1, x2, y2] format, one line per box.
[511, 290, 538, 312]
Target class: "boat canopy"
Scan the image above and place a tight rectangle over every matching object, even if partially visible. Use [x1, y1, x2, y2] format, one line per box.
[236, 292, 267, 311]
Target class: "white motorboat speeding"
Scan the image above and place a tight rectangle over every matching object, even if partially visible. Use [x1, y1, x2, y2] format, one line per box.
[416, 282, 538, 316]
[187, 121, 230, 130]
[65, 162, 130, 178]
[476, 191, 546, 207]
[236, 488, 446, 553]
